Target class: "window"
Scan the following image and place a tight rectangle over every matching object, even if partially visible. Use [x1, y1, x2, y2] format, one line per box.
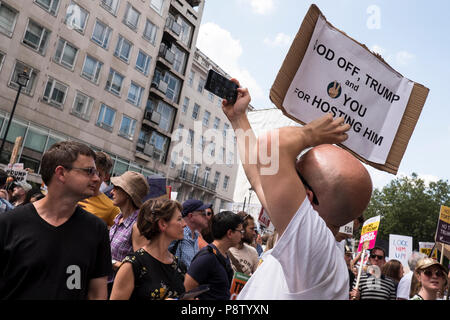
[179, 17, 193, 47]
[81, 55, 103, 84]
[92, 20, 112, 49]
[218, 147, 224, 163]
[0, 2, 18, 36]
[208, 91, 214, 102]
[119, 115, 136, 139]
[172, 44, 187, 74]
[0, 51, 4, 72]
[213, 117, 220, 130]
[208, 142, 215, 157]
[198, 77, 206, 93]
[223, 175, 230, 190]
[54, 38, 78, 69]
[65, 1, 89, 33]
[135, 50, 151, 75]
[160, 72, 181, 103]
[174, 123, 184, 141]
[202, 168, 211, 187]
[143, 19, 158, 45]
[71, 91, 93, 120]
[9, 61, 39, 96]
[202, 111, 210, 126]
[182, 97, 189, 113]
[43, 77, 68, 108]
[226, 152, 234, 165]
[197, 135, 204, 152]
[127, 82, 144, 107]
[123, 3, 140, 30]
[150, 0, 164, 14]
[223, 123, 230, 137]
[114, 35, 132, 63]
[154, 101, 175, 132]
[192, 103, 200, 120]
[22, 20, 51, 55]
[34, 0, 60, 15]
[213, 172, 221, 188]
[187, 129, 194, 146]
[101, 0, 120, 15]
[188, 71, 195, 87]
[105, 69, 124, 95]
[149, 130, 169, 162]
[97, 103, 116, 131]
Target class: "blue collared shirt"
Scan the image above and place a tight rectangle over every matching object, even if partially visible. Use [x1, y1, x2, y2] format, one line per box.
[0, 198, 14, 213]
[170, 226, 199, 269]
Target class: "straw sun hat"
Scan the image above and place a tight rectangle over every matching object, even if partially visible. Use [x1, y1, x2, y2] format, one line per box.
[110, 171, 149, 208]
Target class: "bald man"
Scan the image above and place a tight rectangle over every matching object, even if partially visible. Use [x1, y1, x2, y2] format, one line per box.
[222, 80, 372, 299]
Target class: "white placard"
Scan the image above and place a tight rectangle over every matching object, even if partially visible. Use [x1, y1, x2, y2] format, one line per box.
[389, 234, 413, 267]
[283, 15, 414, 164]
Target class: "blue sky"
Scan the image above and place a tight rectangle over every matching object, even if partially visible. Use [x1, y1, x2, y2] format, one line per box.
[197, 0, 450, 190]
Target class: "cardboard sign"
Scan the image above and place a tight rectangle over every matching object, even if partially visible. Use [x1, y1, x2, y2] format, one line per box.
[229, 272, 250, 300]
[6, 163, 28, 182]
[258, 207, 271, 228]
[357, 215, 380, 252]
[435, 205, 450, 245]
[270, 4, 429, 174]
[419, 241, 438, 259]
[339, 220, 354, 235]
[389, 234, 413, 267]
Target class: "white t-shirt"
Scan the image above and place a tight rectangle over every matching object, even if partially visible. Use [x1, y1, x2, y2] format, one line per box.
[229, 243, 260, 275]
[237, 198, 349, 300]
[397, 271, 413, 299]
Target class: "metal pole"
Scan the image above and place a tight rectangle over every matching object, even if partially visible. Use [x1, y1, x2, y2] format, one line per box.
[0, 84, 23, 160]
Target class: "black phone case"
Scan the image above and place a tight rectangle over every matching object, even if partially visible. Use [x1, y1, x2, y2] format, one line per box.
[204, 69, 238, 105]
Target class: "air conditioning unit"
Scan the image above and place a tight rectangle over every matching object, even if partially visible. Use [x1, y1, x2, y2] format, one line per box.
[171, 21, 181, 36]
[144, 143, 154, 157]
[144, 110, 152, 121]
[150, 111, 161, 125]
[158, 81, 168, 94]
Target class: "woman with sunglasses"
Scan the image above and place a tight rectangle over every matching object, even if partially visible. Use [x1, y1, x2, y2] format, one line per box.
[410, 258, 448, 300]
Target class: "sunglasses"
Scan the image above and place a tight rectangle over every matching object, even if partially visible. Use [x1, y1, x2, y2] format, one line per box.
[297, 171, 319, 205]
[423, 269, 445, 278]
[65, 166, 99, 177]
[234, 229, 245, 234]
[370, 254, 384, 260]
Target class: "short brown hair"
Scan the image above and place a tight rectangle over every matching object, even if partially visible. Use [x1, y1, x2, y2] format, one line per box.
[40, 141, 96, 185]
[95, 151, 113, 173]
[237, 211, 254, 229]
[137, 199, 182, 241]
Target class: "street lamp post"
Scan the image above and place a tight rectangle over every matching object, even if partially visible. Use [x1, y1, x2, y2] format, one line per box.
[0, 70, 29, 161]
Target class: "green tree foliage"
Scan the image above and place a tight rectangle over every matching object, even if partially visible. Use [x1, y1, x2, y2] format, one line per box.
[359, 173, 450, 250]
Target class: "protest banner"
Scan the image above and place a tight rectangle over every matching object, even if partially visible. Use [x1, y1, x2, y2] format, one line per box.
[258, 207, 271, 229]
[339, 220, 354, 236]
[270, 4, 429, 174]
[357, 215, 381, 252]
[435, 205, 450, 245]
[419, 241, 438, 259]
[389, 234, 413, 267]
[6, 163, 28, 182]
[229, 272, 250, 300]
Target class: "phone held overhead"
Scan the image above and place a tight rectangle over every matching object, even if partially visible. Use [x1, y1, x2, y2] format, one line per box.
[204, 69, 239, 105]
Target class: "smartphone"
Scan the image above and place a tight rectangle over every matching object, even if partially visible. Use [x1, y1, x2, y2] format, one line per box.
[204, 69, 239, 105]
[179, 284, 210, 300]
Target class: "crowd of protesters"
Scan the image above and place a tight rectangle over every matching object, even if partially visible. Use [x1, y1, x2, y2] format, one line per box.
[0, 82, 449, 301]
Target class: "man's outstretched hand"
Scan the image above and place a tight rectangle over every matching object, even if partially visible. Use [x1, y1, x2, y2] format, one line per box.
[222, 79, 251, 124]
[303, 113, 350, 148]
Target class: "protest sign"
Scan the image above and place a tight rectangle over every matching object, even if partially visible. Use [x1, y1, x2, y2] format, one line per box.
[419, 241, 438, 259]
[435, 205, 450, 245]
[357, 215, 381, 252]
[339, 220, 354, 236]
[258, 207, 271, 228]
[229, 272, 250, 300]
[270, 4, 429, 174]
[6, 163, 28, 182]
[389, 234, 412, 267]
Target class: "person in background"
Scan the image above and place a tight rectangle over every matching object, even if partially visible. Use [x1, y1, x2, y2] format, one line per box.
[184, 211, 243, 300]
[254, 230, 264, 257]
[0, 141, 111, 299]
[78, 152, 120, 227]
[382, 259, 404, 287]
[199, 203, 214, 249]
[29, 192, 45, 203]
[11, 181, 32, 207]
[396, 251, 426, 300]
[344, 245, 355, 292]
[0, 170, 14, 213]
[410, 258, 448, 300]
[110, 199, 186, 300]
[108, 171, 149, 294]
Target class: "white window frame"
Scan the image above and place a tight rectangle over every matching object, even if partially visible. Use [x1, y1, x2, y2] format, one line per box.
[71, 91, 93, 121]
[135, 50, 151, 75]
[114, 35, 132, 63]
[119, 115, 137, 140]
[65, 1, 89, 33]
[223, 175, 230, 190]
[81, 55, 103, 84]
[101, 0, 120, 15]
[182, 97, 189, 113]
[105, 68, 124, 95]
[197, 77, 206, 93]
[123, 3, 140, 30]
[22, 19, 51, 55]
[143, 19, 158, 45]
[91, 19, 112, 49]
[54, 38, 78, 70]
[150, 0, 164, 15]
[42, 77, 68, 109]
[202, 111, 210, 127]
[0, 51, 5, 72]
[34, 0, 60, 16]
[97, 103, 116, 131]
[127, 82, 144, 107]
[0, 2, 18, 37]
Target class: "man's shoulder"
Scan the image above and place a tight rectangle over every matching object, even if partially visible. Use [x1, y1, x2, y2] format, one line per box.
[75, 205, 108, 230]
[0, 203, 34, 222]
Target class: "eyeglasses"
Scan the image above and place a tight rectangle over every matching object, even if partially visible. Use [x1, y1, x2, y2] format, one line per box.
[297, 171, 319, 205]
[65, 166, 99, 177]
[370, 254, 384, 260]
[234, 229, 245, 235]
[205, 210, 213, 217]
[423, 269, 445, 278]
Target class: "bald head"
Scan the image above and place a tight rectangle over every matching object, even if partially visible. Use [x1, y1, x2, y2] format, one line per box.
[296, 145, 372, 231]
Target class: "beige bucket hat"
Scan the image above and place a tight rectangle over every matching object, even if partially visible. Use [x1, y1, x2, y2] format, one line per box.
[110, 171, 149, 208]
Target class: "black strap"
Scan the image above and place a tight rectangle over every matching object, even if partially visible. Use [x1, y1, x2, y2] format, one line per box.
[192, 244, 234, 283]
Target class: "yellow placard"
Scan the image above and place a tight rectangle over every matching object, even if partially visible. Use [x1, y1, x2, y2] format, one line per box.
[439, 205, 450, 224]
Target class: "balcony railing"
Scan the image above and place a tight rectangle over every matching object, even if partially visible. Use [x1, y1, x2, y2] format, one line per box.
[176, 169, 217, 192]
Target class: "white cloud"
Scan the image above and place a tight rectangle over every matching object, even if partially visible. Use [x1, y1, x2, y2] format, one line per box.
[263, 33, 292, 48]
[197, 22, 264, 101]
[240, 0, 275, 15]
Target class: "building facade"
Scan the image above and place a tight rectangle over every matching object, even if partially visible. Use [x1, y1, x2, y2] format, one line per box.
[0, 0, 204, 180]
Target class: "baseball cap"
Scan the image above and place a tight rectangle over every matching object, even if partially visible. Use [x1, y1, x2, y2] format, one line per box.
[415, 257, 448, 274]
[14, 181, 32, 193]
[182, 199, 209, 217]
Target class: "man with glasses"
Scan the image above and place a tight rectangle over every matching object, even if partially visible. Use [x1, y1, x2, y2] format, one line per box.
[222, 80, 373, 299]
[0, 141, 112, 299]
[78, 151, 120, 227]
[169, 199, 209, 269]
